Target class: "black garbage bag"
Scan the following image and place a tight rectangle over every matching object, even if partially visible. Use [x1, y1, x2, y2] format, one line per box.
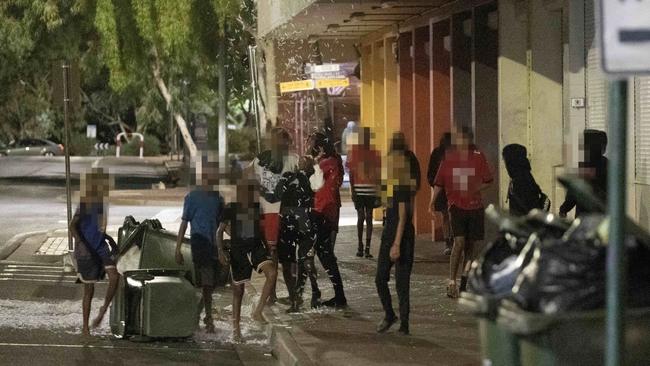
[512, 214, 650, 314]
[510, 215, 607, 313]
[468, 233, 527, 296]
[468, 208, 569, 298]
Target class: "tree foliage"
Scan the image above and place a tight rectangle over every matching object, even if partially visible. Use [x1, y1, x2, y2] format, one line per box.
[0, 0, 257, 151]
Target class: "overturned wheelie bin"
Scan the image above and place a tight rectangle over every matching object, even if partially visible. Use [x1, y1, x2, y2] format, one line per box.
[109, 216, 200, 340]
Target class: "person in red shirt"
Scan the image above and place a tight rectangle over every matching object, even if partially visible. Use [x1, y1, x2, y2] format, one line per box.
[346, 127, 381, 258]
[432, 126, 493, 299]
[308, 131, 347, 308]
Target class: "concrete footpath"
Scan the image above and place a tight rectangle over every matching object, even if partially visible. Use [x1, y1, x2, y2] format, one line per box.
[253, 225, 481, 366]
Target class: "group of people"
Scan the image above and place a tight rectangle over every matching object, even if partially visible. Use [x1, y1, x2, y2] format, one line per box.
[70, 122, 607, 340]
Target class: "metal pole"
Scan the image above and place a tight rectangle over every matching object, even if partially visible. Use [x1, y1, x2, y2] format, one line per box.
[217, 30, 227, 160]
[605, 79, 628, 366]
[249, 45, 262, 154]
[62, 62, 74, 252]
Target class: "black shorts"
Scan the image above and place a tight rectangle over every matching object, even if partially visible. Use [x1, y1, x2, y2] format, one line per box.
[278, 210, 315, 264]
[230, 238, 273, 285]
[353, 195, 380, 211]
[449, 206, 485, 241]
[76, 254, 115, 284]
[194, 260, 218, 288]
[190, 234, 219, 288]
[74, 240, 116, 284]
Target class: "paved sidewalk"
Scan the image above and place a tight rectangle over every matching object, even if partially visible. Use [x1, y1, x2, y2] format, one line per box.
[251, 225, 481, 366]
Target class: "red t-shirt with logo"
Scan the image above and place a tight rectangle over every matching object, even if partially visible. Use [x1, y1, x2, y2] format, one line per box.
[434, 148, 493, 210]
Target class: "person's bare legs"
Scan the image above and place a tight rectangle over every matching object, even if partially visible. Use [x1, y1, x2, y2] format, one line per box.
[232, 283, 245, 342]
[448, 236, 465, 298]
[252, 262, 277, 322]
[202, 285, 216, 333]
[91, 268, 119, 328]
[268, 248, 279, 304]
[82, 283, 94, 336]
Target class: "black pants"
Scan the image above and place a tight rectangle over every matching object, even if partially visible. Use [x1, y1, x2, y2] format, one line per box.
[314, 212, 346, 301]
[375, 225, 414, 327]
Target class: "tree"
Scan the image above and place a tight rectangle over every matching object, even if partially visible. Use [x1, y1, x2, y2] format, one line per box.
[94, 0, 257, 157]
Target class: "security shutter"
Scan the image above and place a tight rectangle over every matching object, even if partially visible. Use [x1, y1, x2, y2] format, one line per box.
[636, 77, 650, 183]
[584, 0, 608, 132]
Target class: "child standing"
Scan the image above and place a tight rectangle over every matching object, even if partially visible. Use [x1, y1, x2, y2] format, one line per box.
[175, 157, 226, 333]
[70, 168, 120, 336]
[217, 177, 277, 342]
[275, 155, 324, 312]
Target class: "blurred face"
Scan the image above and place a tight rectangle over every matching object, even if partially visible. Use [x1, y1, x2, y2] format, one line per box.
[81, 171, 112, 203]
[271, 132, 290, 154]
[453, 131, 470, 149]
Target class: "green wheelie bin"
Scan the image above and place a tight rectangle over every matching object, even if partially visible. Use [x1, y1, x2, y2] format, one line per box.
[497, 300, 650, 366]
[460, 292, 521, 366]
[110, 217, 200, 339]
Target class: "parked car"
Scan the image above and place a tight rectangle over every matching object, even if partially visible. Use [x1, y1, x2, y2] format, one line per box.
[0, 138, 64, 157]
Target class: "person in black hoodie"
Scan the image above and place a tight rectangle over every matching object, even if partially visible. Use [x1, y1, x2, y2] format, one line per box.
[559, 129, 608, 218]
[428, 133, 453, 254]
[502, 144, 545, 216]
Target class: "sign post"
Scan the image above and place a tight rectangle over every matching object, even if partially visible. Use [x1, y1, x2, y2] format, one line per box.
[601, 1, 650, 74]
[600, 1, 650, 365]
[62, 61, 74, 271]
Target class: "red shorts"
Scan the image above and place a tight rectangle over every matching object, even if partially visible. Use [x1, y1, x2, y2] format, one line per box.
[260, 213, 280, 248]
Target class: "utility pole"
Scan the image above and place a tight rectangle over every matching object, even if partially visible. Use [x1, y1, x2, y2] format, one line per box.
[217, 28, 227, 161]
[248, 45, 262, 154]
[62, 61, 74, 271]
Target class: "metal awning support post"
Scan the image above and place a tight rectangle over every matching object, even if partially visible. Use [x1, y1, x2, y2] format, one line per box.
[605, 79, 628, 366]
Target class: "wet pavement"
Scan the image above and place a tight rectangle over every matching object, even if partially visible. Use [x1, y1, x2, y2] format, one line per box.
[252, 224, 481, 366]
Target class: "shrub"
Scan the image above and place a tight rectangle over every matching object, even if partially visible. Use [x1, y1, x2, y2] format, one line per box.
[120, 134, 161, 156]
[67, 133, 95, 156]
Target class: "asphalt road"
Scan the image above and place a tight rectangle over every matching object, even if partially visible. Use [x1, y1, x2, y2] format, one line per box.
[0, 183, 177, 249]
[0, 156, 170, 189]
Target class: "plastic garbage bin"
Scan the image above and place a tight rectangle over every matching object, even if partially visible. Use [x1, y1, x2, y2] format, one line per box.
[460, 292, 521, 366]
[497, 300, 650, 366]
[110, 269, 200, 339]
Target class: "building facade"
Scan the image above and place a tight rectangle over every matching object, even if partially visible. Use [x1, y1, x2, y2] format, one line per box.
[257, 0, 650, 236]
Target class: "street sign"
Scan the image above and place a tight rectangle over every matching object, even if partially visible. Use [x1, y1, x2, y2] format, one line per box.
[310, 71, 347, 79]
[315, 78, 350, 89]
[86, 124, 97, 138]
[306, 64, 340, 74]
[280, 80, 314, 93]
[94, 142, 110, 150]
[601, 0, 650, 74]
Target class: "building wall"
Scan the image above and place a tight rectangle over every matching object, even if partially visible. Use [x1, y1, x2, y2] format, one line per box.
[257, 0, 317, 38]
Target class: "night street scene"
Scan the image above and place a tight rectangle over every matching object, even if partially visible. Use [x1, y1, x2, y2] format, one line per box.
[1, 0, 650, 365]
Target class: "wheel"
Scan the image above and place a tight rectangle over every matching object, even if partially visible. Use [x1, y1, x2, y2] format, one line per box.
[44, 151, 54, 157]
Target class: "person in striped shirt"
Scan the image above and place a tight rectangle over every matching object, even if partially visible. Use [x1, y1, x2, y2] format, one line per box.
[346, 127, 382, 258]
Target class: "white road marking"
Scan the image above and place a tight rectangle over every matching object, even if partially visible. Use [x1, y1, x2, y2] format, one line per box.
[0, 278, 78, 284]
[0, 273, 75, 278]
[6, 264, 63, 270]
[3, 268, 72, 274]
[0, 342, 228, 352]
